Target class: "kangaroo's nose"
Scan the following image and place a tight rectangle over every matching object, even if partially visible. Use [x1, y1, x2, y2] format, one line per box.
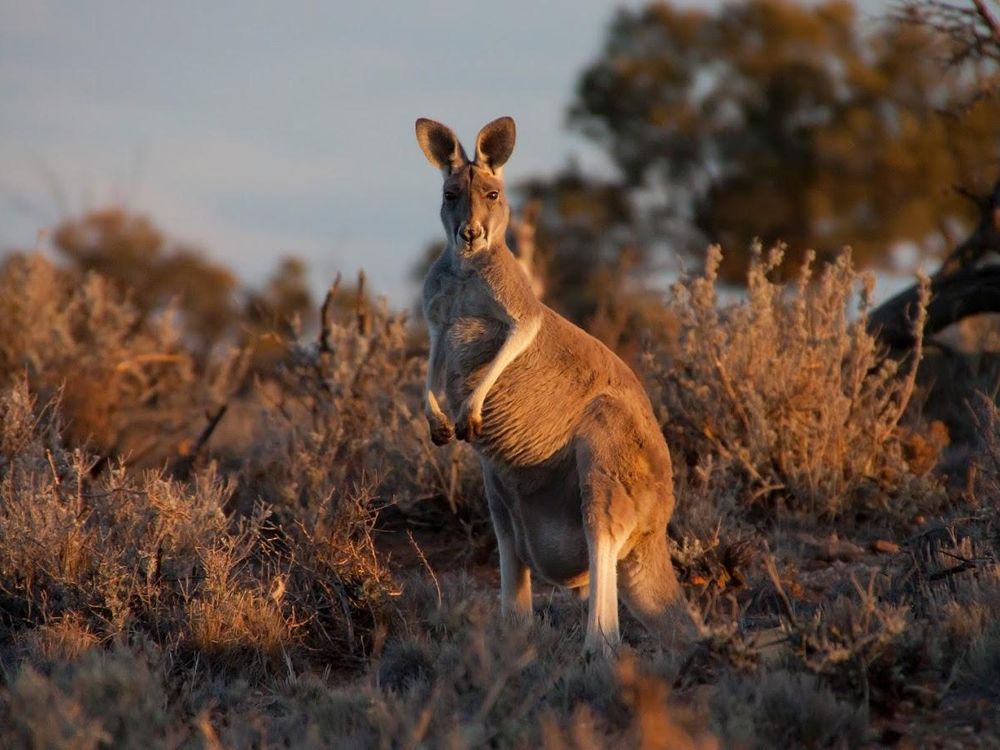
[460, 222, 483, 242]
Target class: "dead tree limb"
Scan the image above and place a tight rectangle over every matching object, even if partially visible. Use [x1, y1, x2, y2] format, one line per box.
[869, 177, 1000, 347]
[169, 403, 229, 480]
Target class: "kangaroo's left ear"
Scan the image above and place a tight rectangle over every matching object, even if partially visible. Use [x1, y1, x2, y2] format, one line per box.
[416, 118, 468, 175]
[474, 117, 516, 176]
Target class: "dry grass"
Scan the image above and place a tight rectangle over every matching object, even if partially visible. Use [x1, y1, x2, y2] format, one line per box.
[1, 242, 999, 747]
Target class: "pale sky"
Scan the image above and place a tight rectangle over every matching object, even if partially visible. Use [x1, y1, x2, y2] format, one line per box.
[0, 0, 892, 304]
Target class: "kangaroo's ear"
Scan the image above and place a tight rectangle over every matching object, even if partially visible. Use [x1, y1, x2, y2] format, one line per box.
[415, 118, 468, 175]
[474, 116, 516, 176]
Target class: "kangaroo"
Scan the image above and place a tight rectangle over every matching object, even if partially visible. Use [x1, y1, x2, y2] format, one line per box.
[415, 116, 695, 656]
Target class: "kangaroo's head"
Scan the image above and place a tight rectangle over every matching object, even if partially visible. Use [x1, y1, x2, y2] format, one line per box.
[415, 116, 516, 254]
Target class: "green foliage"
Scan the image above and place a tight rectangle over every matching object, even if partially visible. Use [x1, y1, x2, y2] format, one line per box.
[570, 0, 1000, 279]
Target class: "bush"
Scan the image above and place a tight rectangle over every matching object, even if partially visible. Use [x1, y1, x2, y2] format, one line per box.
[650, 244, 944, 520]
[712, 669, 866, 748]
[4, 231, 1000, 746]
[0, 253, 238, 466]
[0, 376, 394, 678]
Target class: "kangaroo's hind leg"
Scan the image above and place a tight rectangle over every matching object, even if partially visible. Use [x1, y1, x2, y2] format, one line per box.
[619, 529, 699, 648]
[577, 470, 634, 657]
[576, 424, 637, 657]
[482, 465, 532, 620]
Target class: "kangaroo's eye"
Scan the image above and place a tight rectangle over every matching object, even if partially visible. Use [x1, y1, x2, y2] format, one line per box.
[444, 191, 457, 202]
[487, 191, 499, 201]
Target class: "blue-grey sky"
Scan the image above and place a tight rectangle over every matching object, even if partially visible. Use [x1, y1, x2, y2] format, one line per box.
[1, 0, 891, 303]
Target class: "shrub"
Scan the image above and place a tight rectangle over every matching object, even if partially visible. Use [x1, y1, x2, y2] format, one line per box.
[245, 278, 480, 517]
[0, 377, 392, 677]
[5, 230, 1000, 746]
[711, 669, 866, 748]
[650, 243, 944, 520]
[1, 644, 170, 750]
[0, 253, 238, 466]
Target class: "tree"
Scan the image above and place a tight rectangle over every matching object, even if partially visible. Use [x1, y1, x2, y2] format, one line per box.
[570, 0, 1000, 280]
[869, 0, 1000, 346]
[244, 256, 315, 338]
[242, 256, 317, 374]
[52, 208, 240, 353]
[51, 207, 320, 364]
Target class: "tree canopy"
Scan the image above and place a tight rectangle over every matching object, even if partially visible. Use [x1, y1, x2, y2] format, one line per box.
[569, 0, 1000, 280]
[50, 207, 314, 362]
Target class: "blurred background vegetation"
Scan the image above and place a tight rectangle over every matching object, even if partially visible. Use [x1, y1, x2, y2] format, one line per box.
[3, 0, 996, 490]
[8, 0, 997, 359]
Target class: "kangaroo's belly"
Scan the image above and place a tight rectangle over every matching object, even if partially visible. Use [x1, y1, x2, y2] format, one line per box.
[488, 458, 590, 587]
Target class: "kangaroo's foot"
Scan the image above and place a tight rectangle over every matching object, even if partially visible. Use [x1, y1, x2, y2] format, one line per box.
[584, 629, 621, 660]
[455, 400, 483, 442]
[620, 531, 700, 650]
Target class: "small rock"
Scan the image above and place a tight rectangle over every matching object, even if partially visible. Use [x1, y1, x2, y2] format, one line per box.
[816, 537, 865, 562]
[870, 539, 900, 555]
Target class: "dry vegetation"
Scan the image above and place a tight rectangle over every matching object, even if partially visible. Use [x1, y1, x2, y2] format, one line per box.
[652, 244, 943, 521]
[1, 245, 999, 749]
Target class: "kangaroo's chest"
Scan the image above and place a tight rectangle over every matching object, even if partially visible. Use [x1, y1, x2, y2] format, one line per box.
[423, 267, 589, 466]
[426, 274, 507, 377]
[445, 315, 505, 372]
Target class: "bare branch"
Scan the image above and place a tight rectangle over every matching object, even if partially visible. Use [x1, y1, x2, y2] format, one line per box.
[892, 0, 1000, 65]
[973, 0, 1000, 43]
[170, 403, 229, 480]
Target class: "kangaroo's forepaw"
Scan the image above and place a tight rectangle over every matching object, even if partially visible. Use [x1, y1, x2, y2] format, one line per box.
[430, 420, 455, 446]
[426, 412, 455, 446]
[455, 404, 483, 442]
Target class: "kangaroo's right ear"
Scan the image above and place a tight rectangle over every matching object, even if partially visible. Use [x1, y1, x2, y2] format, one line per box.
[415, 118, 468, 175]
[474, 116, 515, 175]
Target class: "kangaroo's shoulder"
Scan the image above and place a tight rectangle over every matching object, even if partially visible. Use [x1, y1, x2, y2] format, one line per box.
[535, 306, 642, 386]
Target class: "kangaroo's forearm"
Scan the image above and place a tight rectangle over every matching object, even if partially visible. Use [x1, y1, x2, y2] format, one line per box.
[425, 327, 449, 416]
[469, 315, 541, 410]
